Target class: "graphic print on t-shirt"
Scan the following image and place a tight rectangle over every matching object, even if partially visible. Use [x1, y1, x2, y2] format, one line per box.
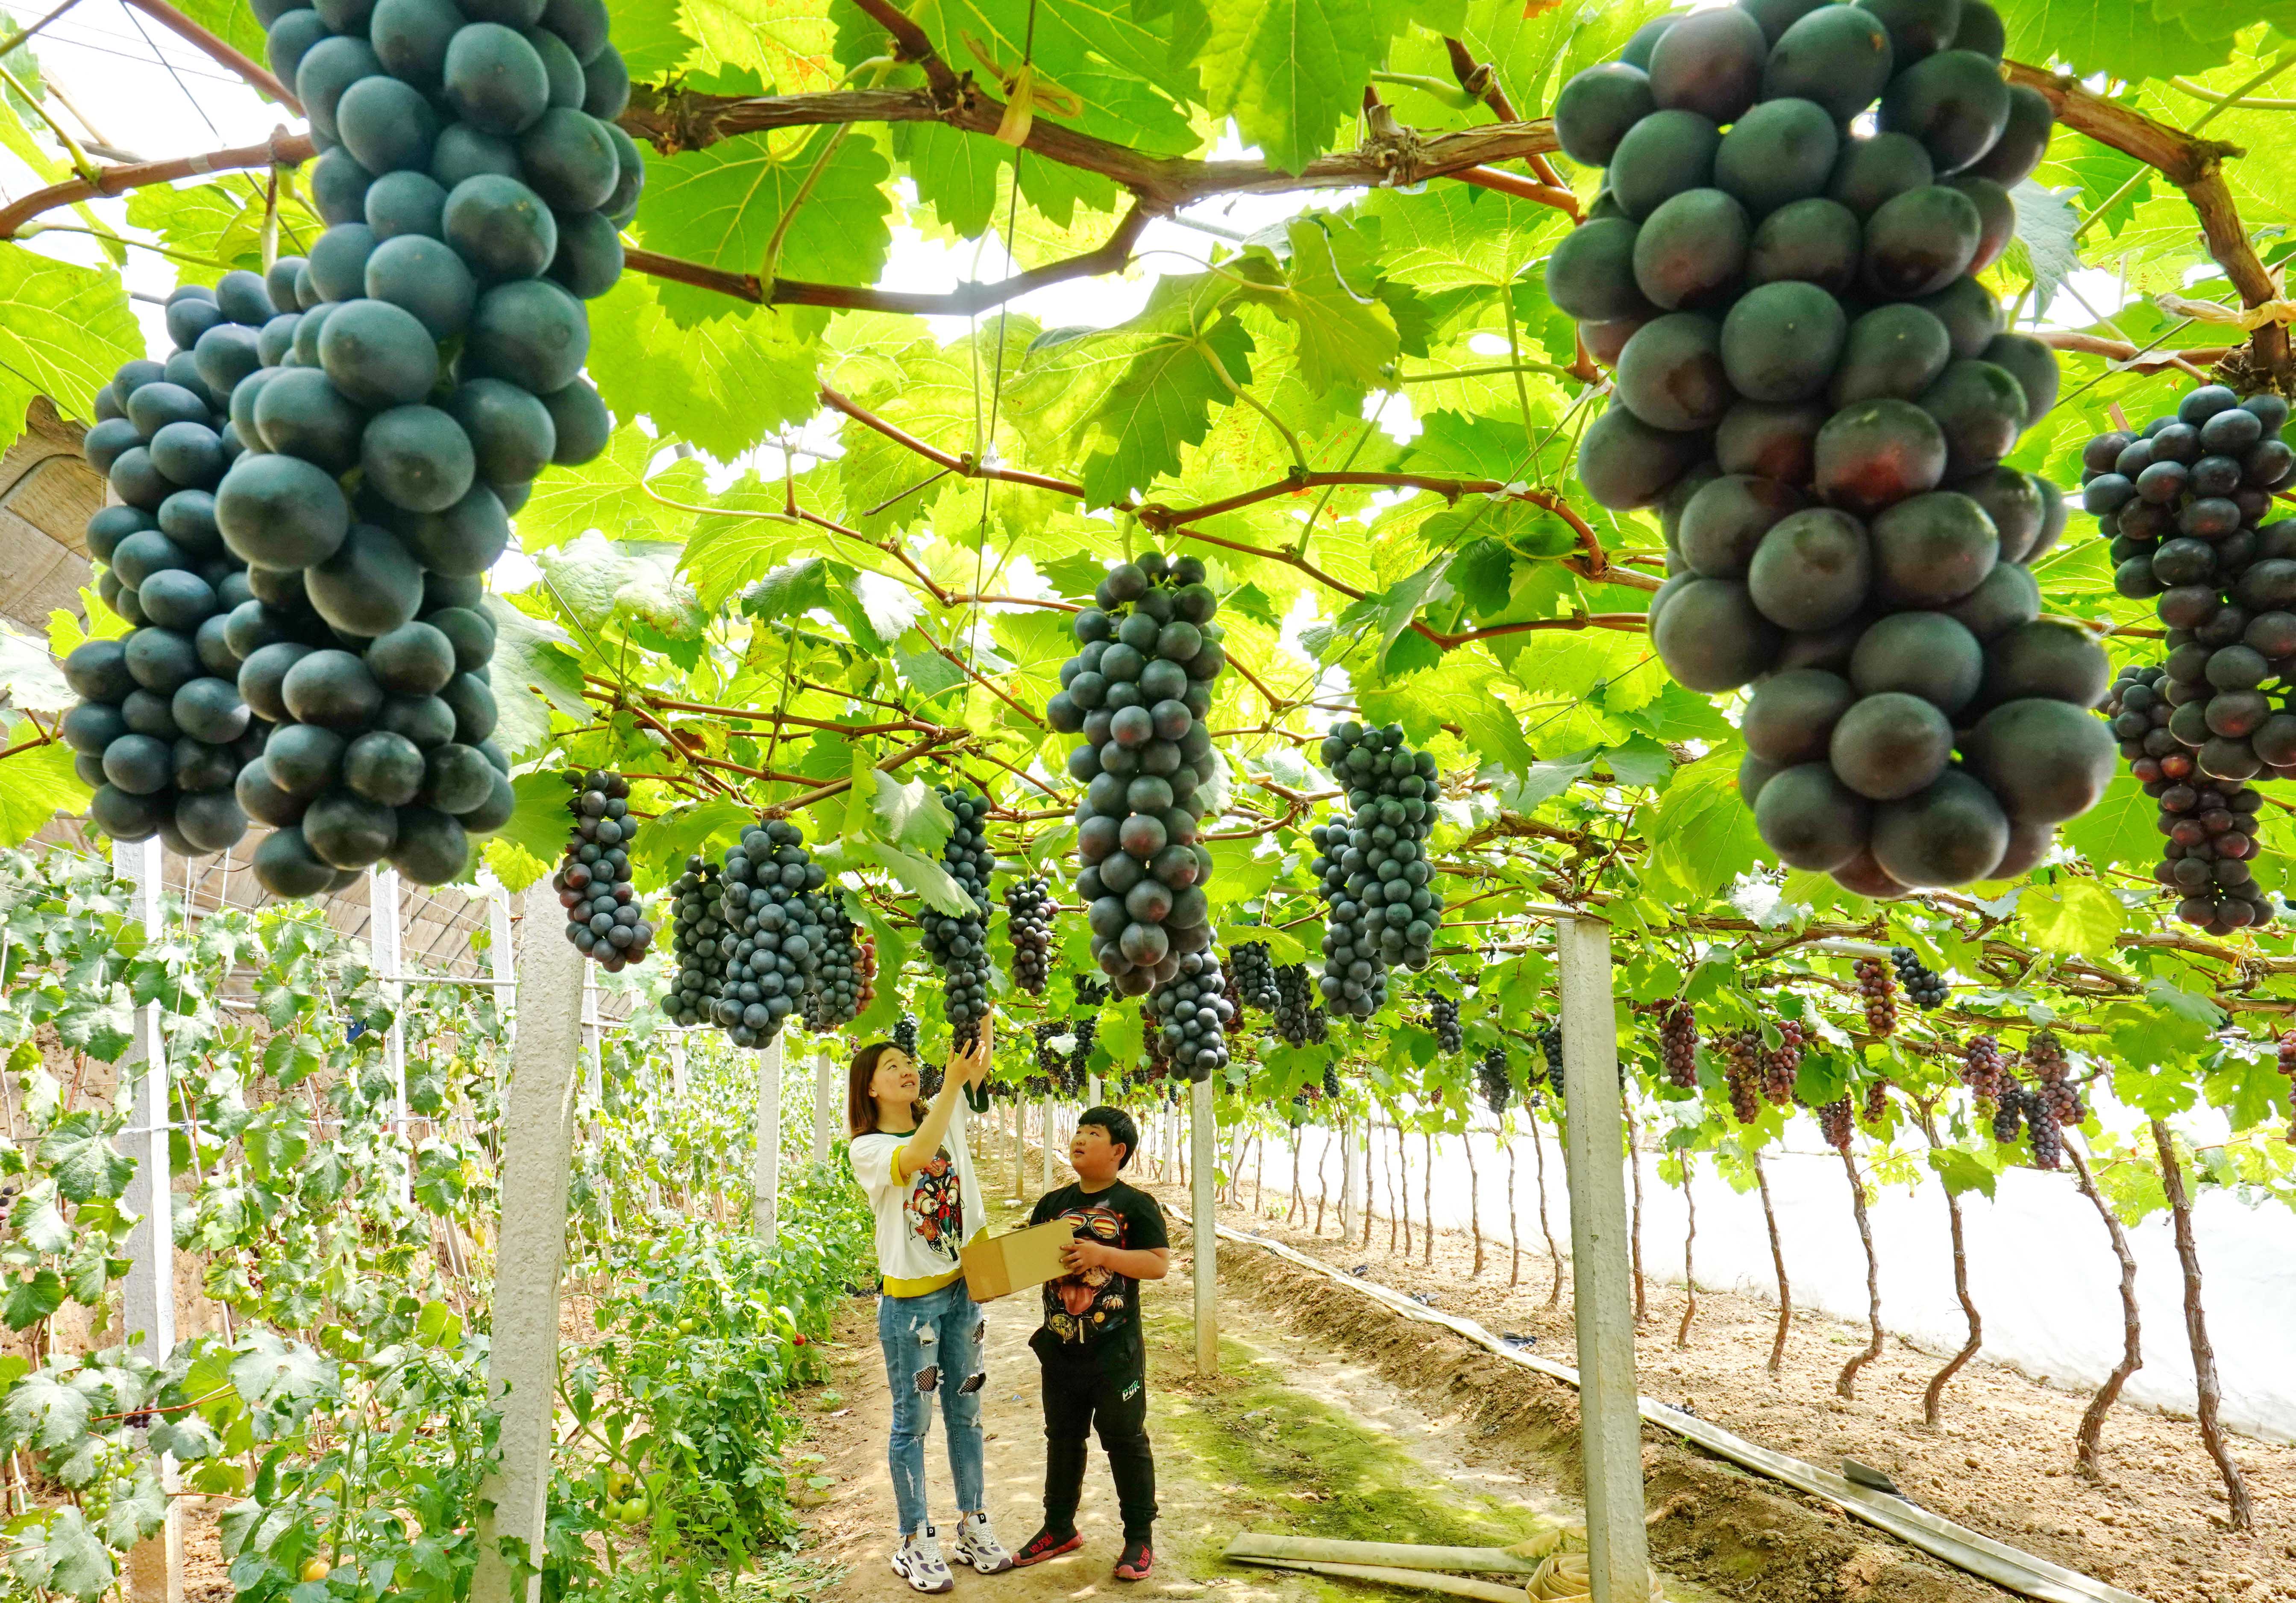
[907, 1149, 965, 1264]
[1042, 1198, 1130, 1343]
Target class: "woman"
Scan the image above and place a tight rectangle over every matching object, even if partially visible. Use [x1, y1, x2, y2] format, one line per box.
[848, 1021, 1013, 1592]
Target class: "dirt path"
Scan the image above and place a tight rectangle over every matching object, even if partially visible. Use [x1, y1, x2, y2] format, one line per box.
[795, 1186, 1635, 1603]
[1197, 1166, 2296, 1603]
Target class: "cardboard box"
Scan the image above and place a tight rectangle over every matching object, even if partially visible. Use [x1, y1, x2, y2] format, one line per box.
[962, 1219, 1078, 1301]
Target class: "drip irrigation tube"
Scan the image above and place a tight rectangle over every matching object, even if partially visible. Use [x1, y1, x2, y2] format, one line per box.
[1174, 1209, 2147, 1603]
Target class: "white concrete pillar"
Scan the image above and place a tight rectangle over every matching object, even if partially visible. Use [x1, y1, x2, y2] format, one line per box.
[1040, 1094, 1055, 1190]
[751, 1032, 783, 1246]
[1558, 917, 1650, 1603]
[369, 868, 409, 1203]
[1337, 1119, 1355, 1236]
[114, 838, 179, 1603]
[1087, 1073, 1101, 1105]
[668, 1035, 687, 1098]
[813, 1046, 834, 1164]
[471, 884, 586, 1603]
[579, 968, 601, 1106]
[1191, 1075, 1216, 1376]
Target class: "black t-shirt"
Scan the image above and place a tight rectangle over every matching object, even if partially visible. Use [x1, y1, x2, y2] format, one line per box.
[1029, 1179, 1168, 1346]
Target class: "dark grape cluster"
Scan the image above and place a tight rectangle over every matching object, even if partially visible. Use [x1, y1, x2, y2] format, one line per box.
[918, 787, 996, 1047]
[1990, 1079, 2024, 1142]
[1538, 1021, 1565, 1099]
[1477, 1045, 1512, 1114]
[555, 769, 649, 968]
[1322, 1061, 1343, 1099]
[1073, 972, 1110, 1007]
[65, 334, 264, 862]
[1047, 551, 1224, 995]
[1553, 4, 2114, 892]
[1231, 940, 1279, 1010]
[2026, 1088, 2062, 1168]
[1004, 875, 1055, 995]
[1718, 1026, 1762, 1122]
[1309, 721, 1445, 1020]
[1889, 945, 1947, 1008]
[2083, 389, 2296, 786]
[803, 897, 871, 1031]
[1140, 996, 1171, 1078]
[78, 0, 637, 892]
[2277, 1030, 2296, 1127]
[2104, 664, 2183, 787]
[1764, 1020, 1803, 1105]
[1817, 1095, 1854, 1152]
[1065, 1013, 1098, 1085]
[893, 1012, 919, 1057]
[1427, 994, 1463, 1054]
[701, 821, 829, 1050]
[2148, 765, 2273, 935]
[2026, 1029, 2082, 1128]
[1273, 963, 1327, 1046]
[660, 856, 725, 1027]
[1034, 1021, 1065, 1076]
[1854, 956, 1898, 1036]
[1148, 950, 1232, 1081]
[1959, 1032, 2008, 1101]
[1658, 999, 1698, 1089]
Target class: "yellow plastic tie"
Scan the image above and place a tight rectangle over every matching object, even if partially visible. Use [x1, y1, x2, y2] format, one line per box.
[2153, 290, 2296, 330]
[962, 32, 1082, 147]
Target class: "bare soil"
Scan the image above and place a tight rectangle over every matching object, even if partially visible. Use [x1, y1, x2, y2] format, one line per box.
[1186, 1165, 2296, 1603]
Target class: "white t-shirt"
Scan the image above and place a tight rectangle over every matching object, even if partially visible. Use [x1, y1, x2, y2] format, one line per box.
[850, 1100, 987, 1296]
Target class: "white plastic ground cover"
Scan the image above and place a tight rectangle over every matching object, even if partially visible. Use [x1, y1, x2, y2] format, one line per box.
[1183, 1208, 2148, 1603]
[1260, 1124, 2296, 1443]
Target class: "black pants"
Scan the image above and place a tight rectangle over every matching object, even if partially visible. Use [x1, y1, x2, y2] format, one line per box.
[1033, 1325, 1157, 1539]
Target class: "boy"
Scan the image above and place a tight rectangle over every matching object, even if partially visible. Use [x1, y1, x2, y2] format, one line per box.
[1010, 1105, 1169, 1581]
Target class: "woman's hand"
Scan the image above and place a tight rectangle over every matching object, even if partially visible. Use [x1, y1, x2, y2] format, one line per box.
[950, 1016, 995, 1087]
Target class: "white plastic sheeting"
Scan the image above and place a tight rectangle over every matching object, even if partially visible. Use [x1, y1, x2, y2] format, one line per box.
[1253, 1123, 2296, 1444]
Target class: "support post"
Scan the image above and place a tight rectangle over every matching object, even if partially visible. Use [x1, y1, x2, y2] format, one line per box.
[369, 867, 409, 1202]
[1087, 1073, 1101, 1105]
[1337, 1118, 1355, 1237]
[752, 1032, 783, 1246]
[1040, 1093, 1055, 1190]
[115, 838, 180, 1603]
[578, 967, 601, 1106]
[668, 1035, 687, 1098]
[472, 884, 586, 1603]
[1191, 1074, 1217, 1376]
[1557, 917, 1650, 1603]
[813, 1047, 834, 1164]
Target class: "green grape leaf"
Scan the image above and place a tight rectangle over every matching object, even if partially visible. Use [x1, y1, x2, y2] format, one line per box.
[0, 621, 72, 714]
[1236, 218, 1401, 394]
[583, 274, 820, 460]
[1078, 315, 1254, 508]
[0, 732, 90, 848]
[1195, 0, 1442, 175]
[1993, 0, 2296, 80]
[39, 1112, 133, 1203]
[2018, 878, 2124, 956]
[0, 249, 141, 444]
[483, 600, 590, 763]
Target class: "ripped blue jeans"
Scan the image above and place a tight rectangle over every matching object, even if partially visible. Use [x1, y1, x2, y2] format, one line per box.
[878, 1278, 987, 1536]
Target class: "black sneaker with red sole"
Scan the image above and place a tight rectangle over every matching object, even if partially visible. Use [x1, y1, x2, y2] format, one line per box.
[1115, 1537, 1153, 1581]
[1012, 1527, 1083, 1568]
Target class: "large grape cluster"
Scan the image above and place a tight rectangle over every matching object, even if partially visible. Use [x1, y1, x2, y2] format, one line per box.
[1321, 1061, 1343, 1099]
[1763, 1020, 1803, 1104]
[660, 856, 724, 1027]
[1477, 1046, 1512, 1114]
[1034, 1021, 1065, 1077]
[699, 821, 830, 1049]
[1309, 721, 1445, 1020]
[1553, 4, 2117, 893]
[555, 769, 649, 968]
[1231, 940, 1279, 1011]
[1718, 1027, 1762, 1122]
[1958, 1032, 2007, 1102]
[1538, 1021, 1565, 1099]
[1066, 1013, 1099, 1083]
[1861, 1078, 1892, 1125]
[65, 333, 267, 862]
[1148, 950, 1232, 1081]
[1004, 876, 1055, 995]
[88, 0, 635, 892]
[893, 1012, 919, 1057]
[918, 787, 996, 1048]
[1889, 946, 1947, 1008]
[1047, 552, 1224, 995]
[1427, 994, 1464, 1054]
[1273, 963, 1327, 1047]
[1657, 1000, 1698, 1088]
[2026, 1029, 2082, 1127]
[2083, 390, 2296, 785]
[1817, 1095, 1855, 1153]
[2150, 769, 2273, 935]
[1854, 956, 1898, 1037]
[803, 898, 870, 1030]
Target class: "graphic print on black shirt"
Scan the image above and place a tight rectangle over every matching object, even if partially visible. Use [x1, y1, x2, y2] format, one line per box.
[1030, 1180, 1168, 1345]
[907, 1148, 965, 1265]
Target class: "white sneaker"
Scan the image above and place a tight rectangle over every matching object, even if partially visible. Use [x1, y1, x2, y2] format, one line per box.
[893, 1527, 955, 1594]
[954, 1511, 1014, 1574]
